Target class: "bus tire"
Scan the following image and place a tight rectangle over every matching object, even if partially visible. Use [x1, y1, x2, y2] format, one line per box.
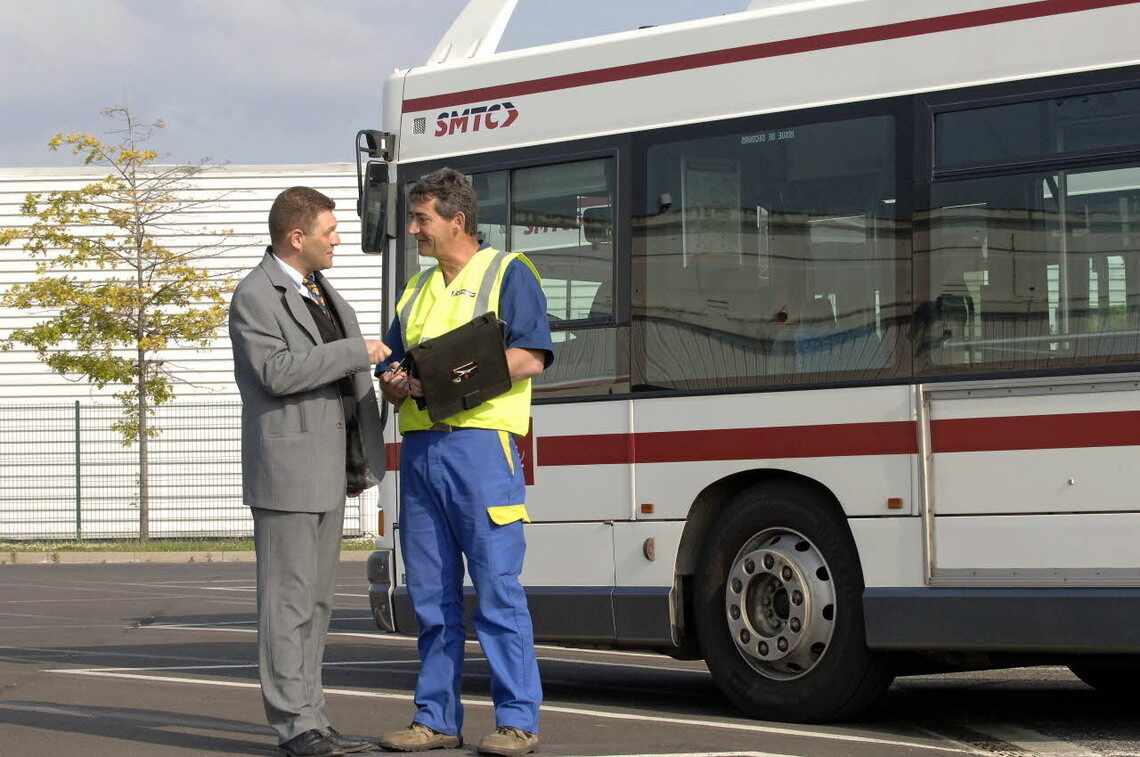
[693, 480, 893, 722]
[1068, 659, 1140, 695]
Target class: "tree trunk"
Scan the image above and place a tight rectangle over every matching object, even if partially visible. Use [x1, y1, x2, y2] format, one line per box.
[138, 348, 149, 541]
[135, 214, 149, 542]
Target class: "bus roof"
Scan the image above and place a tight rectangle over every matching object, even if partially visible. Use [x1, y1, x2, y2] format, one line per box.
[389, 0, 1140, 164]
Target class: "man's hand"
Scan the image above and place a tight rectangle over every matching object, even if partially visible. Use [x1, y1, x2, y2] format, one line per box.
[378, 361, 424, 405]
[365, 339, 392, 364]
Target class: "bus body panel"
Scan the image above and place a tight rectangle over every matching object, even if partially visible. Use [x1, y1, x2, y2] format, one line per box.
[396, 0, 1140, 162]
[526, 401, 633, 522]
[848, 516, 926, 588]
[628, 385, 916, 518]
[929, 381, 1140, 516]
[865, 587, 1140, 650]
[934, 513, 1140, 576]
[612, 519, 685, 587]
[923, 376, 1140, 582]
[937, 446, 1140, 516]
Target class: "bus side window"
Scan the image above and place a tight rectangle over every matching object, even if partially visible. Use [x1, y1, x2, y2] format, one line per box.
[503, 158, 626, 397]
[638, 112, 901, 390]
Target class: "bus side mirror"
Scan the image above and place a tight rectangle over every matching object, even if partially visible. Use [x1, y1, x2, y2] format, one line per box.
[355, 129, 395, 254]
[359, 160, 392, 254]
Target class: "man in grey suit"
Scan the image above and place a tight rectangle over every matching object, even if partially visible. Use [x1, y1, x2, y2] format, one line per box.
[229, 186, 390, 757]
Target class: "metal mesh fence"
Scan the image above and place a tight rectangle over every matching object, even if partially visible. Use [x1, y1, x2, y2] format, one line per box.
[0, 402, 372, 541]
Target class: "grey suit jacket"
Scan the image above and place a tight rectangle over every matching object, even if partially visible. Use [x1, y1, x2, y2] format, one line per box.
[229, 252, 386, 513]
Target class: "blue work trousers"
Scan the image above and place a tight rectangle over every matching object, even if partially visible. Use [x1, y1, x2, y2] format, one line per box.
[399, 427, 542, 736]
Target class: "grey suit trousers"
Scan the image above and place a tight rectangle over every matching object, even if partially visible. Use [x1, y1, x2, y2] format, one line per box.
[252, 505, 345, 742]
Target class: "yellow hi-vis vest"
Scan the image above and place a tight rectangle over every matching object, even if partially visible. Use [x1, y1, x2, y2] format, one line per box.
[396, 246, 540, 437]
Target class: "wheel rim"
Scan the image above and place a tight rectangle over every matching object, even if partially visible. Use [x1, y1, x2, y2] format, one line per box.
[724, 527, 836, 680]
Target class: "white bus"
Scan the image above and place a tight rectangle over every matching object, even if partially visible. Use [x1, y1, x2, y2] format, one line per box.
[357, 0, 1140, 722]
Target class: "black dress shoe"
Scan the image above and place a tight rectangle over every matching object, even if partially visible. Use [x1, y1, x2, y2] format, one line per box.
[323, 726, 377, 753]
[279, 729, 346, 757]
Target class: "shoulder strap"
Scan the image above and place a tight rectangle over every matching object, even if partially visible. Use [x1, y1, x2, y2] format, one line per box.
[474, 248, 515, 316]
[399, 267, 436, 348]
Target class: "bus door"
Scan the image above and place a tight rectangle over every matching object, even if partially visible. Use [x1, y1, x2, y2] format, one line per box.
[472, 161, 630, 638]
[919, 163, 1140, 585]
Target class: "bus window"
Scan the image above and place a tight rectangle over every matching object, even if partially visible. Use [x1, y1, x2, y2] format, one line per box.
[920, 165, 1140, 372]
[473, 170, 509, 252]
[509, 160, 614, 323]
[512, 159, 626, 397]
[401, 161, 615, 319]
[635, 114, 903, 391]
[936, 87, 1140, 169]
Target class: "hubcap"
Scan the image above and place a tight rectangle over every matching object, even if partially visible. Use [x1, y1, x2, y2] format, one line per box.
[724, 527, 835, 680]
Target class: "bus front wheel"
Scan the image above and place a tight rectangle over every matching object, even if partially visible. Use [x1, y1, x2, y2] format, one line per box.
[693, 480, 893, 722]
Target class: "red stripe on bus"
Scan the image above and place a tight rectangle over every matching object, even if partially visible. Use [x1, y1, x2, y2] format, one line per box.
[383, 409, 1140, 470]
[538, 420, 917, 466]
[538, 431, 632, 465]
[403, 0, 1137, 113]
[931, 410, 1140, 453]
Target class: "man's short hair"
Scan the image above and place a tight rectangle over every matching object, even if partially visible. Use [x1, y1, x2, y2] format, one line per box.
[408, 168, 478, 236]
[269, 186, 335, 246]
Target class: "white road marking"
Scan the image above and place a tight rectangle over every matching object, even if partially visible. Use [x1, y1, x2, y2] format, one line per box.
[59, 659, 422, 672]
[0, 624, 134, 630]
[158, 617, 681, 658]
[150, 624, 391, 641]
[148, 621, 257, 629]
[184, 585, 360, 599]
[154, 625, 705, 676]
[52, 656, 700, 699]
[109, 625, 711, 679]
[47, 668, 976, 754]
[533, 643, 666, 658]
[192, 586, 256, 592]
[958, 723, 1098, 757]
[0, 594, 233, 605]
[145, 624, 705, 667]
[0, 645, 243, 666]
[39, 578, 362, 600]
[58, 579, 254, 588]
[1, 579, 246, 597]
[536, 655, 707, 674]
[555, 753, 799, 757]
[141, 624, 724, 687]
[144, 624, 709, 677]
[0, 610, 101, 621]
[557, 753, 799, 757]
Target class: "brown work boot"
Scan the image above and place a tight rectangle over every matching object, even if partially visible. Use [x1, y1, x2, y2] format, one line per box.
[377, 722, 461, 752]
[477, 726, 539, 756]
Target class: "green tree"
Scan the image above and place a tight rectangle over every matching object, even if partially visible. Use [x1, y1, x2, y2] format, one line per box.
[0, 108, 237, 539]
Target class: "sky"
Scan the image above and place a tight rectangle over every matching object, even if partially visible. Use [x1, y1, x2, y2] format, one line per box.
[0, 0, 748, 169]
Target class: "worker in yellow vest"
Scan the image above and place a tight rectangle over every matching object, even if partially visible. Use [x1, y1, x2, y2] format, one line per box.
[376, 168, 552, 757]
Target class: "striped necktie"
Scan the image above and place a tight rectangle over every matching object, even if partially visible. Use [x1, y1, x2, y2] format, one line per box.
[302, 274, 332, 320]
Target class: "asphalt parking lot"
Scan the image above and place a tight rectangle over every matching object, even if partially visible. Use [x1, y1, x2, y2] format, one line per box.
[1, 561, 1135, 757]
